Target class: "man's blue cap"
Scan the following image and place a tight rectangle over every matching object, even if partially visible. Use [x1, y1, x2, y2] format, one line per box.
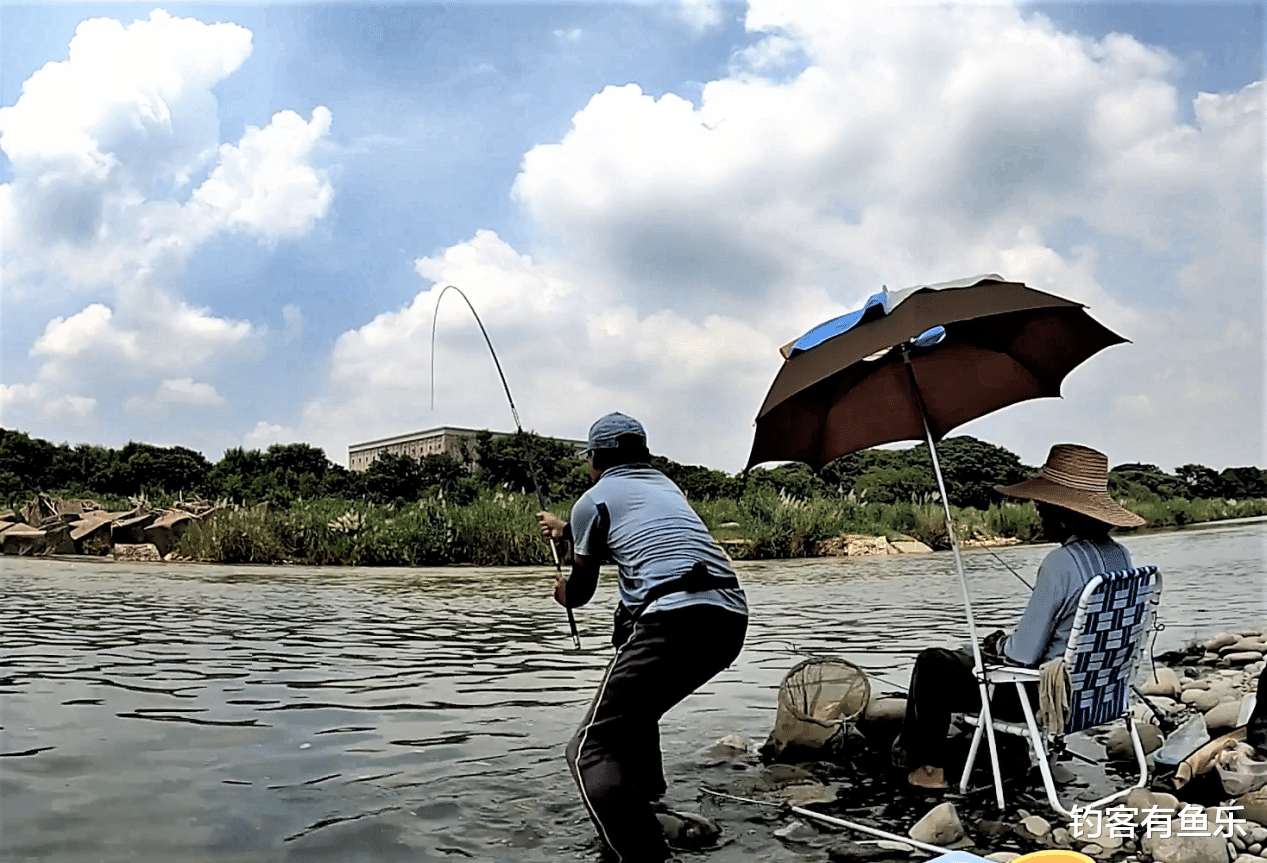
[585, 412, 646, 454]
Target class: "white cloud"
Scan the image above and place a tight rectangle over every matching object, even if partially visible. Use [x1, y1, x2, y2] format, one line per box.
[284, 1, 1262, 471]
[189, 107, 333, 240]
[0, 9, 332, 430]
[156, 377, 224, 407]
[30, 296, 258, 387]
[244, 420, 301, 450]
[0, 383, 97, 421]
[294, 230, 776, 467]
[678, 0, 724, 32]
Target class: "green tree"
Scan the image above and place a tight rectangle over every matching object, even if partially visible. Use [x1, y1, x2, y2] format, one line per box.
[1108, 467, 1186, 500]
[1175, 464, 1222, 499]
[853, 465, 936, 504]
[651, 456, 737, 501]
[1217, 466, 1267, 499]
[0, 428, 59, 496]
[363, 454, 425, 504]
[474, 430, 584, 502]
[745, 463, 825, 500]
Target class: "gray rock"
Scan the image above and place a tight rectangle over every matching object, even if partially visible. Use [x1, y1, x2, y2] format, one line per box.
[827, 840, 907, 861]
[1053, 827, 1072, 847]
[909, 801, 965, 846]
[1206, 633, 1241, 651]
[1206, 700, 1246, 733]
[1185, 680, 1214, 692]
[1250, 844, 1263, 856]
[984, 854, 1020, 863]
[655, 809, 720, 848]
[1097, 833, 1125, 851]
[1238, 788, 1267, 827]
[774, 819, 822, 844]
[877, 840, 916, 852]
[1251, 828, 1267, 845]
[1146, 829, 1230, 863]
[1105, 721, 1165, 759]
[976, 819, 1012, 840]
[1021, 815, 1052, 838]
[1192, 688, 1236, 712]
[1233, 855, 1267, 863]
[1225, 652, 1264, 664]
[1141, 668, 1184, 698]
[1081, 844, 1105, 856]
[863, 697, 908, 723]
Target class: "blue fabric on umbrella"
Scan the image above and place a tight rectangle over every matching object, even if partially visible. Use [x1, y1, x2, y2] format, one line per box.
[787, 290, 891, 355]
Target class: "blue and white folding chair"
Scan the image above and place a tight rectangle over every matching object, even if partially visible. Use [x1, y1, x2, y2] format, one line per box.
[958, 566, 1162, 815]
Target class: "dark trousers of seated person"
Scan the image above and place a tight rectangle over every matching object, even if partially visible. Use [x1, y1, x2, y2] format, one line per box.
[565, 604, 747, 863]
[897, 647, 1036, 770]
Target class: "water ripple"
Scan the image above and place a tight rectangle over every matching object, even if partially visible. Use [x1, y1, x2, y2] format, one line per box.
[0, 522, 1262, 862]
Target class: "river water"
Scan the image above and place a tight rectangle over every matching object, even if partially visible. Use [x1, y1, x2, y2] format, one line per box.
[2, 521, 1264, 862]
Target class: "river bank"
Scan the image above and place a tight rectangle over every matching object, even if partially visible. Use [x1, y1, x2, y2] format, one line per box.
[701, 625, 1266, 863]
[3, 491, 1265, 567]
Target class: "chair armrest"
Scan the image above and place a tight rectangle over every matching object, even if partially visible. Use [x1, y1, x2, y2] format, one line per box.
[979, 665, 1041, 684]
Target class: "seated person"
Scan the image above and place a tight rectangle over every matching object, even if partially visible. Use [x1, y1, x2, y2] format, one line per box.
[893, 444, 1145, 790]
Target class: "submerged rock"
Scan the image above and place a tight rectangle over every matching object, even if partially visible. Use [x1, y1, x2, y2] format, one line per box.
[655, 808, 720, 849]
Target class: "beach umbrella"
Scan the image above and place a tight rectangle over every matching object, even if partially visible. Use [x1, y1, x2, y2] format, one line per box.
[747, 273, 1128, 806]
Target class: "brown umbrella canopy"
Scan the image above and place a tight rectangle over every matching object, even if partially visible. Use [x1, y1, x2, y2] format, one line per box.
[747, 278, 1127, 469]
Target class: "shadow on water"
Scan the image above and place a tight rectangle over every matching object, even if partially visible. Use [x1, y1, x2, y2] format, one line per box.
[1, 521, 1263, 862]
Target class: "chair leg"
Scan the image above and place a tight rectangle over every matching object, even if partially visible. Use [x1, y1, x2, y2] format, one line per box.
[1084, 716, 1150, 811]
[959, 713, 985, 794]
[978, 680, 1006, 810]
[1014, 680, 1070, 817]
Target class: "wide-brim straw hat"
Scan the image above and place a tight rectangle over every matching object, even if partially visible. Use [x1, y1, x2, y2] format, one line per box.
[995, 444, 1145, 528]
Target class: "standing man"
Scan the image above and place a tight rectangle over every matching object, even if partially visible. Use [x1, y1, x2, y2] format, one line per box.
[536, 412, 748, 863]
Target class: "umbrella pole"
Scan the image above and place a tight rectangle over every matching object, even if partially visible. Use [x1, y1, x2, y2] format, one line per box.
[903, 350, 1007, 809]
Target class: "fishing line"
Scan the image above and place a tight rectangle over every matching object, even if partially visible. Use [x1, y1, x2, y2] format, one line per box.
[430, 284, 580, 649]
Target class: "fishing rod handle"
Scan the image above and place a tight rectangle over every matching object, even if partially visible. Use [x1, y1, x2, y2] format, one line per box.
[548, 535, 581, 649]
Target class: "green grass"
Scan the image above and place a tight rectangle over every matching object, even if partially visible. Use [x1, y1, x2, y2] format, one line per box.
[125, 488, 1267, 566]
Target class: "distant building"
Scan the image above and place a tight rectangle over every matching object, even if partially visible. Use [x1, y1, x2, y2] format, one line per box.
[347, 426, 586, 472]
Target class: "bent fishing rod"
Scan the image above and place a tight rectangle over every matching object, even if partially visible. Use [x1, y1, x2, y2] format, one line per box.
[431, 284, 581, 649]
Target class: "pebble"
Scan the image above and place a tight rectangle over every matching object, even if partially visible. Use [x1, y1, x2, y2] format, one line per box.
[1206, 699, 1246, 731]
[774, 820, 821, 844]
[877, 840, 915, 852]
[1021, 815, 1052, 838]
[1140, 667, 1183, 698]
[1082, 843, 1105, 856]
[1052, 827, 1072, 847]
[1225, 651, 1264, 664]
[1191, 688, 1235, 712]
[909, 801, 965, 846]
[1251, 845, 1263, 856]
[1205, 632, 1240, 651]
[985, 854, 1020, 863]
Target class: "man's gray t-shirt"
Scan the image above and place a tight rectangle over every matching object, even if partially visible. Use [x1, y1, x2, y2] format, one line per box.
[999, 535, 1133, 666]
[570, 464, 747, 618]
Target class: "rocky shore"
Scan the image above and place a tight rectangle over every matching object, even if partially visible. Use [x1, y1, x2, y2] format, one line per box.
[0, 494, 216, 559]
[695, 626, 1266, 863]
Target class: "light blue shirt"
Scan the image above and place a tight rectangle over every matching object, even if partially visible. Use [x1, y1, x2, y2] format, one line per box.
[999, 535, 1133, 666]
[570, 464, 747, 618]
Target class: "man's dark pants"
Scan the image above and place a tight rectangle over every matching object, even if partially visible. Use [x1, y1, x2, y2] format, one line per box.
[566, 603, 747, 863]
[896, 647, 1033, 771]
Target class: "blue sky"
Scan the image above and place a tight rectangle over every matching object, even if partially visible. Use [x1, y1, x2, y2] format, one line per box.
[1, 1, 1262, 474]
